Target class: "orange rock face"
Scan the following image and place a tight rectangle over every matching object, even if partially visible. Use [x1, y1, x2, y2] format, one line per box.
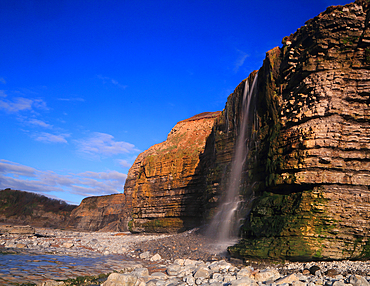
[124, 112, 220, 232]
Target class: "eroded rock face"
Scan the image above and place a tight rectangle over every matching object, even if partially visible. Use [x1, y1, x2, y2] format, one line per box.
[124, 112, 220, 232]
[67, 194, 129, 232]
[226, 0, 370, 260]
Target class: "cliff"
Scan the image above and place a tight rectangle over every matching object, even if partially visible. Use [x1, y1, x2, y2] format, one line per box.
[66, 194, 129, 232]
[0, 188, 76, 228]
[124, 111, 220, 232]
[222, 0, 370, 260]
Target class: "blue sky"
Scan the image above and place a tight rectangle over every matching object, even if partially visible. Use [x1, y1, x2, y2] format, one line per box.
[0, 0, 351, 205]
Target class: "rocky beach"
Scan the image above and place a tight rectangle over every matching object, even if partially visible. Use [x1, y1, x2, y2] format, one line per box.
[1, 226, 370, 285]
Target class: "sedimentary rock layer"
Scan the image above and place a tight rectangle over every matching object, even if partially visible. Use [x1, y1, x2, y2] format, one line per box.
[67, 194, 129, 232]
[124, 112, 220, 232]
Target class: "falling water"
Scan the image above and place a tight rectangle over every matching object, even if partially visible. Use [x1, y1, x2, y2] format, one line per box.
[207, 73, 258, 246]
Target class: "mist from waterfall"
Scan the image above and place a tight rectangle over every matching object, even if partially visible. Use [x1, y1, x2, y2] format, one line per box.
[207, 73, 258, 247]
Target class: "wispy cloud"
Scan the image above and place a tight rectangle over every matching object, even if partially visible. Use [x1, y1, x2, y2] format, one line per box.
[97, 75, 128, 89]
[76, 132, 138, 157]
[0, 97, 48, 113]
[233, 49, 249, 73]
[34, 132, 70, 144]
[28, 119, 53, 128]
[0, 160, 37, 178]
[0, 160, 127, 203]
[0, 90, 6, 97]
[57, 97, 85, 102]
[0, 78, 6, 84]
[118, 159, 132, 168]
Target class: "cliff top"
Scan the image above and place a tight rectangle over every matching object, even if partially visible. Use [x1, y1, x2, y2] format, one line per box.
[179, 111, 221, 123]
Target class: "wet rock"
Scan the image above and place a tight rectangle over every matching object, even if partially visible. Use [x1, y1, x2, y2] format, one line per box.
[325, 269, 339, 277]
[310, 265, 321, 275]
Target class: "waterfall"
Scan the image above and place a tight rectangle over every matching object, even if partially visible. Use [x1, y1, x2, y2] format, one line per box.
[207, 73, 258, 246]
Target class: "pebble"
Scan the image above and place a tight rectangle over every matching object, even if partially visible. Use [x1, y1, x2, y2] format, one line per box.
[1, 227, 370, 285]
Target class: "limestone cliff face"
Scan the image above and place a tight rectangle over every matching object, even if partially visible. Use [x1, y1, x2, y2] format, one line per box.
[67, 194, 128, 232]
[124, 112, 220, 233]
[223, 0, 370, 260]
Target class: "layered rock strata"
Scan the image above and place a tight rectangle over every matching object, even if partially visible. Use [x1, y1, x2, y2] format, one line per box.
[66, 194, 129, 232]
[124, 112, 220, 232]
[224, 0, 370, 260]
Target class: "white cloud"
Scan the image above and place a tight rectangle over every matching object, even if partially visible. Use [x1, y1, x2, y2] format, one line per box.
[57, 97, 85, 102]
[0, 97, 48, 113]
[0, 78, 6, 84]
[28, 119, 53, 128]
[79, 170, 127, 181]
[118, 159, 132, 168]
[98, 75, 127, 89]
[0, 90, 7, 97]
[76, 132, 138, 157]
[0, 160, 127, 203]
[233, 49, 249, 73]
[0, 159, 37, 177]
[34, 132, 70, 144]
[0, 97, 33, 112]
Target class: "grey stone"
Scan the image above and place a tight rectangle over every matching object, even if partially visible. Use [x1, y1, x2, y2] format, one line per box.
[237, 267, 253, 279]
[167, 264, 182, 276]
[292, 281, 307, 286]
[275, 274, 299, 285]
[38, 281, 65, 286]
[131, 267, 150, 278]
[183, 275, 195, 285]
[332, 281, 347, 286]
[150, 253, 162, 262]
[223, 274, 237, 283]
[231, 277, 258, 286]
[254, 269, 280, 282]
[194, 267, 210, 279]
[139, 251, 151, 260]
[103, 273, 145, 286]
[184, 259, 197, 266]
[349, 275, 370, 286]
[150, 272, 168, 280]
